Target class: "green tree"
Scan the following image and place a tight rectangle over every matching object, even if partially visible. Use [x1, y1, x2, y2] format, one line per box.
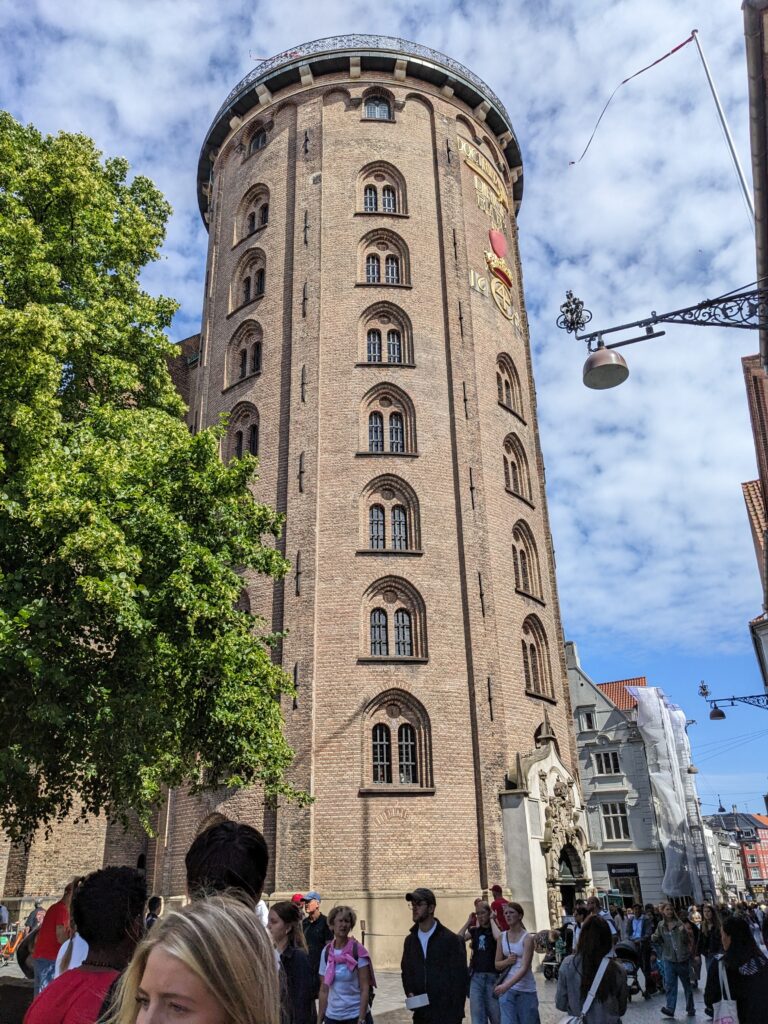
[0, 112, 299, 842]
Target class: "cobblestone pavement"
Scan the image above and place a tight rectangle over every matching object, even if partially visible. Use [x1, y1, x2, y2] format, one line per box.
[373, 969, 711, 1023]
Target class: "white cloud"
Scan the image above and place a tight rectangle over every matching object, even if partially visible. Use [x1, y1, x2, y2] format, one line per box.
[1, 0, 761, 665]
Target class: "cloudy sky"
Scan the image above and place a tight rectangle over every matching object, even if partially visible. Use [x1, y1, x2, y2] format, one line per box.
[3, 0, 765, 813]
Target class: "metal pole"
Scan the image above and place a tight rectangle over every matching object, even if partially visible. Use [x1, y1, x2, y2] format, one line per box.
[691, 28, 755, 222]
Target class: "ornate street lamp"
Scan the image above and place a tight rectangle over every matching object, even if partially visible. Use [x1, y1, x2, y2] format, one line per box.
[556, 286, 768, 389]
[698, 681, 768, 720]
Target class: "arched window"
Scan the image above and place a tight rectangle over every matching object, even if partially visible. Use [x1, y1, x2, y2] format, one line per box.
[365, 96, 391, 120]
[370, 608, 388, 656]
[361, 383, 417, 455]
[251, 341, 262, 374]
[512, 521, 543, 599]
[235, 430, 243, 459]
[359, 475, 421, 553]
[497, 354, 524, 418]
[237, 185, 270, 244]
[228, 402, 260, 462]
[387, 329, 402, 364]
[364, 185, 378, 212]
[398, 724, 418, 784]
[367, 329, 382, 363]
[362, 576, 427, 660]
[259, 203, 269, 226]
[247, 212, 256, 235]
[382, 186, 396, 213]
[362, 688, 433, 790]
[242, 277, 251, 305]
[521, 615, 554, 700]
[368, 412, 384, 453]
[503, 434, 533, 503]
[239, 349, 248, 379]
[389, 412, 404, 452]
[394, 609, 412, 657]
[359, 303, 414, 366]
[254, 268, 265, 296]
[372, 724, 392, 783]
[249, 128, 267, 154]
[366, 254, 380, 283]
[233, 249, 266, 313]
[391, 505, 408, 550]
[369, 504, 385, 549]
[248, 423, 259, 456]
[385, 254, 400, 285]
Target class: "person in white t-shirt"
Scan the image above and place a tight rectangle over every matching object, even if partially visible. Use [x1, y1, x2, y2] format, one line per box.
[317, 904, 373, 1024]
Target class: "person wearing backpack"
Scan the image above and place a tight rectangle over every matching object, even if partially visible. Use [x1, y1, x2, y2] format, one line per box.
[556, 915, 628, 1023]
[317, 905, 374, 1024]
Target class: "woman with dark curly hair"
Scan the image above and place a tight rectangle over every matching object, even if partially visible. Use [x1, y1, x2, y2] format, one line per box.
[555, 915, 627, 1024]
[704, 913, 768, 1024]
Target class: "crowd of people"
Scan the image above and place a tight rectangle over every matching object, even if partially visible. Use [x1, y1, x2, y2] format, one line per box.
[6, 846, 768, 1024]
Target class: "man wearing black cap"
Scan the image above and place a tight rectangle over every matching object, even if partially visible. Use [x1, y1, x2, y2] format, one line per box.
[401, 887, 468, 1022]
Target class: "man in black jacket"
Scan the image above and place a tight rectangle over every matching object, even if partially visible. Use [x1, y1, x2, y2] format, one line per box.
[401, 887, 468, 1023]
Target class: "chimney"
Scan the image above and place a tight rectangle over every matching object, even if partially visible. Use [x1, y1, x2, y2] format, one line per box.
[564, 641, 580, 670]
[764, 793, 768, 816]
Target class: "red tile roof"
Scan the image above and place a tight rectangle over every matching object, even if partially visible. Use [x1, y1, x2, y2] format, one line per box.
[742, 480, 766, 564]
[753, 813, 768, 831]
[596, 677, 647, 711]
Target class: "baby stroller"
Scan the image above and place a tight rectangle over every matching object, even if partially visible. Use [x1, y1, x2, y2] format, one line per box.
[613, 940, 642, 1001]
[540, 929, 566, 980]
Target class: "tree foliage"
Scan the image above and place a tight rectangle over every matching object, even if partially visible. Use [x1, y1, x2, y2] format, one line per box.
[0, 112, 299, 841]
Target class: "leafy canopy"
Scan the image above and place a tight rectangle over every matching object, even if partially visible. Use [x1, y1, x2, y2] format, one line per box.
[0, 112, 299, 841]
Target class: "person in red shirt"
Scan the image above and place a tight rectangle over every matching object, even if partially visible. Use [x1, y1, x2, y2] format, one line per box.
[32, 882, 73, 995]
[25, 866, 146, 1024]
[490, 884, 509, 932]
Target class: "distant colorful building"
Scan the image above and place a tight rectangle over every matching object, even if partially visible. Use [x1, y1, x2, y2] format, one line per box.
[705, 810, 768, 901]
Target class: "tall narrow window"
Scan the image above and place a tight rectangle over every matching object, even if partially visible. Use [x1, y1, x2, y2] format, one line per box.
[259, 203, 269, 226]
[510, 462, 520, 493]
[242, 277, 251, 305]
[503, 457, 510, 490]
[251, 341, 262, 374]
[367, 329, 382, 363]
[391, 505, 408, 550]
[368, 412, 384, 452]
[366, 254, 380, 284]
[387, 329, 402, 364]
[389, 412, 404, 452]
[385, 254, 400, 285]
[247, 212, 256, 235]
[504, 380, 512, 407]
[394, 609, 413, 657]
[250, 129, 267, 153]
[235, 430, 244, 459]
[370, 608, 388, 656]
[382, 186, 396, 213]
[372, 724, 392, 783]
[519, 548, 530, 592]
[254, 268, 265, 296]
[369, 505, 385, 549]
[239, 349, 248, 379]
[398, 724, 418, 783]
[364, 185, 378, 212]
[497, 373, 504, 403]
[529, 645, 540, 694]
[248, 423, 259, 456]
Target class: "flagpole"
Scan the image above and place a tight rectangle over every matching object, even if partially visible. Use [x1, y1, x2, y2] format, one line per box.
[691, 28, 755, 223]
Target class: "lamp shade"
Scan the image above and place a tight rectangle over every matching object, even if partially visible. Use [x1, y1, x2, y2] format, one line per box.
[583, 347, 629, 389]
[709, 706, 726, 721]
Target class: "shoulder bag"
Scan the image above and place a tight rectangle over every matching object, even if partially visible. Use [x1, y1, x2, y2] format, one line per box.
[558, 955, 611, 1024]
[712, 959, 739, 1024]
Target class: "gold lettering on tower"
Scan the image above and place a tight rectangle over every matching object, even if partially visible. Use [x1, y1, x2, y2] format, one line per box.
[458, 136, 509, 209]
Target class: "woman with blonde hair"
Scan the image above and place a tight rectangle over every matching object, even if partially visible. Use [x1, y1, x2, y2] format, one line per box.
[108, 895, 280, 1024]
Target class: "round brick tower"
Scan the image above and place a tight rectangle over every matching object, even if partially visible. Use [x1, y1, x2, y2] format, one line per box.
[160, 35, 591, 963]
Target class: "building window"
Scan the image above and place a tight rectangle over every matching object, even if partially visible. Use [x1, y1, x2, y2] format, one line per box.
[366, 254, 381, 284]
[242, 277, 251, 305]
[601, 802, 630, 841]
[582, 712, 596, 730]
[248, 423, 259, 456]
[382, 185, 397, 213]
[364, 185, 378, 212]
[370, 608, 388, 656]
[389, 412, 404, 452]
[227, 402, 260, 462]
[362, 576, 427, 660]
[251, 341, 262, 374]
[512, 520, 542, 599]
[748, 855, 757, 864]
[398, 724, 418, 783]
[247, 212, 256, 235]
[254, 268, 265, 296]
[369, 504, 386, 549]
[368, 412, 384, 453]
[360, 474, 421, 553]
[367, 329, 382, 363]
[387, 329, 402, 364]
[385, 254, 400, 285]
[238, 184, 270, 244]
[521, 614, 553, 699]
[496, 354, 523, 417]
[594, 751, 620, 775]
[259, 203, 269, 226]
[235, 430, 243, 459]
[365, 96, 391, 120]
[227, 323, 263, 388]
[394, 609, 413, 657]
[751, 867, 760, 879]
[391, 505, 408, 550]
[239, 348, 248, 379]
[249, 128, 267, 154]
[503, 434, 533, 503]
[372, 723, 392, 783]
